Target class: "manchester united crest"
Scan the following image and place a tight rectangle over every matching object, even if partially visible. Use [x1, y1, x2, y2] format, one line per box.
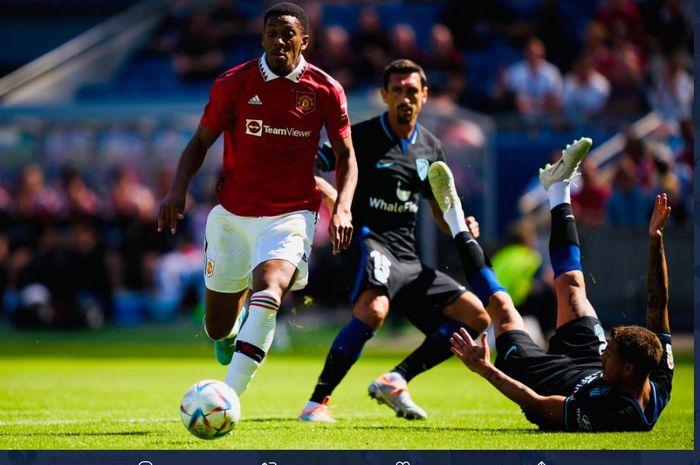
[296, 91, 316, 115]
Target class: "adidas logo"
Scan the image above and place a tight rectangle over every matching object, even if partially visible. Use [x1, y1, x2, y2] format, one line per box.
[248, 95, 262, 105]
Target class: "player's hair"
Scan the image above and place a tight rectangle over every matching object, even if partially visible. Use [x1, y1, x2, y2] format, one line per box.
[382, 59, 427, 90]
[264, 2, 309, 34]
[610, 326, 663, 382]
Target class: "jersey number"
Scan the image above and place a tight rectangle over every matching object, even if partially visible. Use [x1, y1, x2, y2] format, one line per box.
[369, 250, 392, 284]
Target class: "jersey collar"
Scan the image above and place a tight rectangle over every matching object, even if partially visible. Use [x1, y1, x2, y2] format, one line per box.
[379, 112, 419, 154]
[258, 53, 307, 83]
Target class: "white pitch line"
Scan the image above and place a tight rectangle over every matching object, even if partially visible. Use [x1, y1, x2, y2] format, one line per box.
[0, 417, 177, 426]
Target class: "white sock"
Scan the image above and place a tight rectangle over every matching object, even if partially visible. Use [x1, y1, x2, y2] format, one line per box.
[547, 181, 571, 210]
[225, 290, 280, 395]
[443, 204, 468, 237]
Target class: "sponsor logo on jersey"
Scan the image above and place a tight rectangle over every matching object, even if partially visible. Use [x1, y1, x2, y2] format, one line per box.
[296, 91, 316, 114]
[416, 158, 429, 180]
[666, 343, 674, 369]
[248, 94, 263, 105]
[368, 197, 418, 214]
[395, 180, 411, 202]
[246, 119, 263, 136]
[245, 119, 311, 138]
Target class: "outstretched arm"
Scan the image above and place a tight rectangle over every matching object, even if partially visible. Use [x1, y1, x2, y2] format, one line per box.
[450, 328, 565, 429]
[646, 193, 671, 333]
[328, 136, 358, 255]
[157, 124, 219, 234]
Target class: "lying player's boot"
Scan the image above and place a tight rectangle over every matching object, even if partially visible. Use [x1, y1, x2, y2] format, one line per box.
[539, 137, 593, 191]
[428, 161, 461, 214]
[213, 305, 249, 366]
[298, 396, 336, 423]
[368, 372, 427, 420]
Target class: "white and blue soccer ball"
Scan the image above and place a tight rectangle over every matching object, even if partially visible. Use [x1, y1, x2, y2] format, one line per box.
[180, 379, 241, 439]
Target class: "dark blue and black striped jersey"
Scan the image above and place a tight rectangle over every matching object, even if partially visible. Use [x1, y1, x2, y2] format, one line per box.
[317, 112, 446, 260]
[561, 333, 674, 432]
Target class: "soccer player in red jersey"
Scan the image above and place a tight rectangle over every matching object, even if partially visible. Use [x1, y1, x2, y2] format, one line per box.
[157, 2, 357, 397]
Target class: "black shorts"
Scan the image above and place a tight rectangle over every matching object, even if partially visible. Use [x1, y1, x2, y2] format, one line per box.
[494, 316, 606, 396]
[344, 234, 465, 334]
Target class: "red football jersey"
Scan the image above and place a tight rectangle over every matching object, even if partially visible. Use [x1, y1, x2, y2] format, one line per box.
[201, 54, 351, 217]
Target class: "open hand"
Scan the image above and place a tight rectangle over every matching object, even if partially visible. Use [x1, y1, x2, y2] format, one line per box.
[450, 328, 490, 375]
[648, 193, 671, 238]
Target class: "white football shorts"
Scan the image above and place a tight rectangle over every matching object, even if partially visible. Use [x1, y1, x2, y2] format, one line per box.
[203, 205, 318, 293]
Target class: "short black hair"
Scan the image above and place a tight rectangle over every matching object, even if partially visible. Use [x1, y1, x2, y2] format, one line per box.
[610, 325, 663, 383]
[264, 2, 309, 33]
[382, 59, 427, 90]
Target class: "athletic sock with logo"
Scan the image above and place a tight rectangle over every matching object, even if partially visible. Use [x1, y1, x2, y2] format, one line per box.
[393, 319, 479, 382]
[549, 202, 582, 277]
[310, 317, 374, 403]
[454, 231, 506, 306]
[225, 290, 279, 395]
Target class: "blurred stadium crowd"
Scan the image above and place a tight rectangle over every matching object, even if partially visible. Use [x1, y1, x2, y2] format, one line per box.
[0, 0, 693, 330]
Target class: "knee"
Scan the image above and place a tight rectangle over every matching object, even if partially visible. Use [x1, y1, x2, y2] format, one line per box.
[555, 270, 586, 292]
[354, 301, 389, 331]
[472, 309, 491, 333]
[443, 293, 491, 333]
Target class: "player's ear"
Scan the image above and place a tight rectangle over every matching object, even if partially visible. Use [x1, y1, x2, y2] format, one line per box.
[422, 86, 429, 104]
[622, 362, 635, 379]
[300, 33, 309, 51]
[380, 87, 389, 104]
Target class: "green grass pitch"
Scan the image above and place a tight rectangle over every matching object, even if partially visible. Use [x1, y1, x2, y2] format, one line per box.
[0, 324, 693, 450]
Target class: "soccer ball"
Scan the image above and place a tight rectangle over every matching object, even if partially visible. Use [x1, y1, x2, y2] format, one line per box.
[180, 379, 241, 439]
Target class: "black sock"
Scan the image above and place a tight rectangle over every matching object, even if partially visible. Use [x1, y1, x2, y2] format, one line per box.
[310, 350, 358, 403]
[393, 322, 479, 382]
[549, 203, 580, 252]
[392, 332, 453, 382]
[454, 231, 492, 280]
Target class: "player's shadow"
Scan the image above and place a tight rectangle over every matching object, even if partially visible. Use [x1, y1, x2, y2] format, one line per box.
[241, 418, 538, 434]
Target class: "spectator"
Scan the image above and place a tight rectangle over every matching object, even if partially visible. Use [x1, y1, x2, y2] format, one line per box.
[606, 155, 649, 227]
[532, 0, 570, 71]
[571, 158, 611, 226]
[496, 37, 563, 125]
[317, 25, 357, 90]
[582, 21, 617, 80]
[388, 24, 426, 65]
[605, 30, 647, 113]
[172, 10, 225, 82]
[623, 135, 655, 191]
[440, 0, 523, 51]
[648, 142, 685, 224]
[208, 0, 248, 49]
[648, 51, 693, 130]
[594, 0, 645, 46]
[107, 167, 158, 292]
[425, 24, 465, 102]
[14, 164, 62, 223]
[642, 0, 693, 55]
[351, 6, 390, 85]
[59, 167, 101, 222]
[562, 54, 611, 129]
